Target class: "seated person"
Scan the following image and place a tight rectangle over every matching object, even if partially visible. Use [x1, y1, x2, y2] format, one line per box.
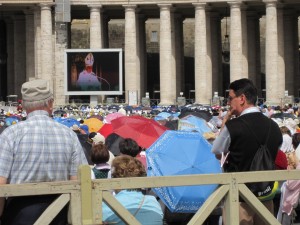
[119, 138, 146, 169]
[91, 143, 110, 179]
[293, 132, 300, 161]
[89, 132, 115, 165]
[102, 155, 163, 225]
[119, 138, 142, 157]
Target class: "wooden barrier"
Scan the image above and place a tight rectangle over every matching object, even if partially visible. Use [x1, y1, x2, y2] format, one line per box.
[0, 166, 299, 225]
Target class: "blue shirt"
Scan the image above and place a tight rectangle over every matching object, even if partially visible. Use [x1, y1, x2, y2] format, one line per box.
[0, 110, 88, 184]
[102, 190, 163, 225]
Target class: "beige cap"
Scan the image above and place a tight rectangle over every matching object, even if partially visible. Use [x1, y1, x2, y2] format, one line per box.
[21, 79, 52, 102]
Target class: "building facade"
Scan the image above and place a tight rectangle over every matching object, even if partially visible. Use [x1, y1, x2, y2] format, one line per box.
[0, 0, 300, 106]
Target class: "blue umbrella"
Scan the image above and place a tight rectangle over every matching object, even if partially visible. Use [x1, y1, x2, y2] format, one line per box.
[5, 116, 21, 126]
[178, 115, 212, 135]
[55, 118, 80, 128]
[157, 112, 172, 119]
[146, 130, 222, 213]
[153, 116, 166, 121]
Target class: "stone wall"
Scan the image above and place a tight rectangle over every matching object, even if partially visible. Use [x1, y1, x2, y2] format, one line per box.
[71, 18, 196, 56]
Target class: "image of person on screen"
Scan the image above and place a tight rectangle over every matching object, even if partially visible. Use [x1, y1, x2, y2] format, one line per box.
[76, 53, 101, 91]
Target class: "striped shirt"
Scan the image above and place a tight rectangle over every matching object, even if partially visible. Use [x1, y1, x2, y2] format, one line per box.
[0, 110, 88, 184]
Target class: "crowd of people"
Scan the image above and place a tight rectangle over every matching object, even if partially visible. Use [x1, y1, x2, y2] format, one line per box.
[0, 78, 299, 225]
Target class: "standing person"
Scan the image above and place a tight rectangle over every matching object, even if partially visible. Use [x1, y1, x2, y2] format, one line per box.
[77, 52, 101, 91]
[212, 78, 282, 225]
[0, 79, 88, 225]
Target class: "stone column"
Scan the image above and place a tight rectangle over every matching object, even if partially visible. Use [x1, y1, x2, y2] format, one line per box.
[283, 10, 297, 96]
[89, 5, 103, 49]
[24, 9, 35, 81]
[124, 5, 138, 104]
[194, 4, 204, 104]
[158, 4, 175, 105]
[277, 6, 285, 100]
[14, 15, 26, 97]
[89, 5, 104, 104]
[264, 0, 279, 104]
[5, 18, 14, 95]
[229, 2, 243, 82]
[40, 3, 53, 84]
[34, 7, 41, 79]
[137, 13, 147, 100]
[247, 12, 261, 92]
[194, 3, 210, 104]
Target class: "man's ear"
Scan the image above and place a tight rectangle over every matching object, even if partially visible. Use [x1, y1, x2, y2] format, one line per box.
[239, 94, 247, 105]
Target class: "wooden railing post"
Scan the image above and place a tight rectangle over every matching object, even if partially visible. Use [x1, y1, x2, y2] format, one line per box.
[224, 175, 240, 225]
[79, 165, 93, 225]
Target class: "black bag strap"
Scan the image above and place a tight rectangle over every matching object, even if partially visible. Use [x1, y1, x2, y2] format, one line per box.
[240, 118, 272, 146]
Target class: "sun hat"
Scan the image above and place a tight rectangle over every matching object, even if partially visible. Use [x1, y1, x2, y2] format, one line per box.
[21, 79, 52, 102]
[71, 124, 80, 131]
[91, 133, 106, 144]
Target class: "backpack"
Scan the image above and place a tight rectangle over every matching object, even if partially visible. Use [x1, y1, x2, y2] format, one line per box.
[241, 119, 275, 198]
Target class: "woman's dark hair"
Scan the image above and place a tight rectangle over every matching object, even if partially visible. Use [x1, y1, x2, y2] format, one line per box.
[91, 143, 110, 164]
[229, 78, 257, 105]
[292, 133, 300, 149]
[119, 138, 141, 157]
[88, 132, 97, 139]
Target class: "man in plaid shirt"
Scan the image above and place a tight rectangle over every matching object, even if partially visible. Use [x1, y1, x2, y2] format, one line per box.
[0, 79, 88, 225]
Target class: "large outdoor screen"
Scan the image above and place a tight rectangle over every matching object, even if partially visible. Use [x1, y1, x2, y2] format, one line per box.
[64, 49, 123, 95]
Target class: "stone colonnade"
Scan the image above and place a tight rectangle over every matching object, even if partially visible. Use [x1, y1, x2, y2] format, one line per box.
[2, 0, 300, 106]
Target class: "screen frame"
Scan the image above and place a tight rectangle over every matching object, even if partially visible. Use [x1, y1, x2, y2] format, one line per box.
[64, 49, 123, 96]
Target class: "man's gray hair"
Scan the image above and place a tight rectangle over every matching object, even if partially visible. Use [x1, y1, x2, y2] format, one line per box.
[22, 96, 54, 111]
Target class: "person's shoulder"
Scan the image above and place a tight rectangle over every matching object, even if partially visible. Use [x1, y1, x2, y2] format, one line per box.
[1, 119, 28, 134]
[226, 116, 240, 127]
[0, 124, 17, 138]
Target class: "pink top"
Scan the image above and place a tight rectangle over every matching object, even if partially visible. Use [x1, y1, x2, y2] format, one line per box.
[282, 164, 300, 215]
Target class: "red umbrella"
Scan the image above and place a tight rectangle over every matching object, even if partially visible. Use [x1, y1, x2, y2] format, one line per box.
[111, 115, 168, 149]
[98, 123, 113, 138]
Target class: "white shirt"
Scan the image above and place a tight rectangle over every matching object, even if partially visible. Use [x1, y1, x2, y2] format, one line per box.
[211, 107, 261, 155]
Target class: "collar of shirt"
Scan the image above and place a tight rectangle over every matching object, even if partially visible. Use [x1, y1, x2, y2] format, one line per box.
[27, 110, 49, 118]
[94, 163, 110, 170]
[240, 106, 260, 116]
